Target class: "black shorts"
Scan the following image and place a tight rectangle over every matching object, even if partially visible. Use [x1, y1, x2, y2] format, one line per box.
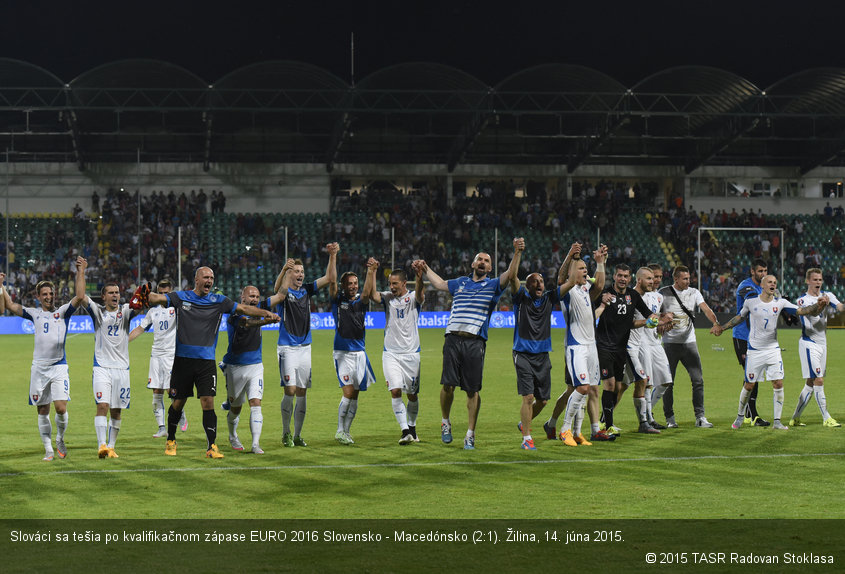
[440, 334, 486, 394]
[513, 351, 552, 400]
[598, 348, 626, 382]
[733, 338, 748, 367]
[170, 357, 218, 399]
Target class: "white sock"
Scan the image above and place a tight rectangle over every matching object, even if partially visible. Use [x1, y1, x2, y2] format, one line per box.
[523, 434, 532, 441]
[562, 392, 580, 432]
[152, 393, 165, 427]
[737, 388, 751, 417]
[634, 397, 647, 423]
[38, 414, 53, 454]
[590, 422, 599, 435]
[392, 397, 409, 430]
[95, 415, 108, 446]
[792, 384, 814, 419]
[465, 428, 475, 439]
[645, 386, 655, 422]
[651, 384, 668, 410]
[55, 412, 68, 439]
[227, 411, 239, 439]
[574, 405, 585, 436]
[442, 417, 450, 426]
[337, 397, 350, 433]
[107, 418, 121, 449]
[281, 394, 294, 434]
[406, 398, 419, 426]
[293, 395, 307, 436]
[344, 399, 358, 433]
[249, 406, 263, 446]
[773, 388, 785, 421]
[814, 387, 830, 420]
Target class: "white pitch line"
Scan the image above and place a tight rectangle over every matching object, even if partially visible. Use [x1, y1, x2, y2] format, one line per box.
[1, 451, 843, 478]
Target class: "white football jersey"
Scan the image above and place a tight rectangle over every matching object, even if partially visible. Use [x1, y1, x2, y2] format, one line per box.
[23, 303, 76, 365]
[741, 296, 798, 351]
[139, 306, 177, 356]
[381, 290, 421, 353]
[563, 284, 596, 346]
[797, 291, 840, 345]
[640, 291, 664, 347]
[87, 302, 132, 369]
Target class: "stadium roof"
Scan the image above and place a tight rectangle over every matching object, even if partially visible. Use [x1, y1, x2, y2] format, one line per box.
[2, 57, 845, 173]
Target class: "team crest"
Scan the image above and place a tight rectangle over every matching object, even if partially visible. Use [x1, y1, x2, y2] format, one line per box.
[32, 394, 39, 402]
[284, 375, 290, 382]
[168, 309, 175, 316]
[404, 297, 410, 303]
[638, 369, 645, 376]
[601, 369, 608, 377]
[816, 367, 821, 374]
[625, 295, 631, 304]
[96, 392, 103, 399]
[117, 311, 122, 319]
[343, 375, 349, 382]
[773, 307, 778, 313]
[748, 373, 755, 380]
[579, 373, 586, 380]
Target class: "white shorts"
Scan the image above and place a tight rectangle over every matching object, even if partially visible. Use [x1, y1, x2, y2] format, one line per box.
[383, 351, 420, 394]
[640, 344, 673, 387]
[223, 362, 264, 407]
[29, 363, 70, 406]
[745, 348, 784, 383]
[334, 350, 376, 391]
[278, 345, 311, 389]
[147, 354, 174, 390]
[566, 344, 600, 387]
[798, 338, 826, 379]
[623, 345, 647, 384]
[92, 366, 131, 409]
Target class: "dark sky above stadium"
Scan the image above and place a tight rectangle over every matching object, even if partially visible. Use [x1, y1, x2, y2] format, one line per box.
[1, 0, 842, 88]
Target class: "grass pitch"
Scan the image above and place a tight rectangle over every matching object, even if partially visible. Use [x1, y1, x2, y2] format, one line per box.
[1, 328, 844, 521]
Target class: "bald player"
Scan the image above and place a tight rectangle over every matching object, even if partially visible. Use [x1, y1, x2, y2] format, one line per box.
[145, 266, 279, 458]
[219, 284, 283, 454]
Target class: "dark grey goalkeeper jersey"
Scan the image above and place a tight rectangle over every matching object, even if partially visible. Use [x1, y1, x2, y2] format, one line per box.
[166, 290, 237, 360]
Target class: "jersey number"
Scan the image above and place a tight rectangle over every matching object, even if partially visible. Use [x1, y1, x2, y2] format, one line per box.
[396, 308, 405, 319]
[119, 387, 130, 400]
[617, 306, 627, 315]
[763, 319, 769, 329]
[43, 323, 49, 333]
[107, 325, 121, 336]
[158, 320, 169, 330]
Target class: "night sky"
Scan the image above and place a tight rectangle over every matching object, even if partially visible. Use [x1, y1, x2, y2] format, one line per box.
[1, 0, 842, 88]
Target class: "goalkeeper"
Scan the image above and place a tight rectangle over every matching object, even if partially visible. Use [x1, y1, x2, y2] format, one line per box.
[136, 267, 279, 459]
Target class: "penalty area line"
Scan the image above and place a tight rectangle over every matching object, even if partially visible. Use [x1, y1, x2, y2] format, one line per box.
[1, 451, 844, 478]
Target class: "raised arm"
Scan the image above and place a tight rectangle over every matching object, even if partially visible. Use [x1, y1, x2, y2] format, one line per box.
[498, 237, 525, 288]
[413, 261, 425, 305]
[417, 259, 449, 292]
[0, 273, 5, 315]
[316, 242, 339, 291]
[0, 272, 22, 316]
[361, 257, 378, 304]
[589, 244, 608, 301]
[269, 259, 295, 306]
[557, 242, 582, 286]
[366, 258, 381, 304]
[71, 256, 89, 307]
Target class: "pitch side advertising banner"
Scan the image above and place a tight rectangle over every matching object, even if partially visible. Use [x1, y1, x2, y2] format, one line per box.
[0, 312, 567, 335]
